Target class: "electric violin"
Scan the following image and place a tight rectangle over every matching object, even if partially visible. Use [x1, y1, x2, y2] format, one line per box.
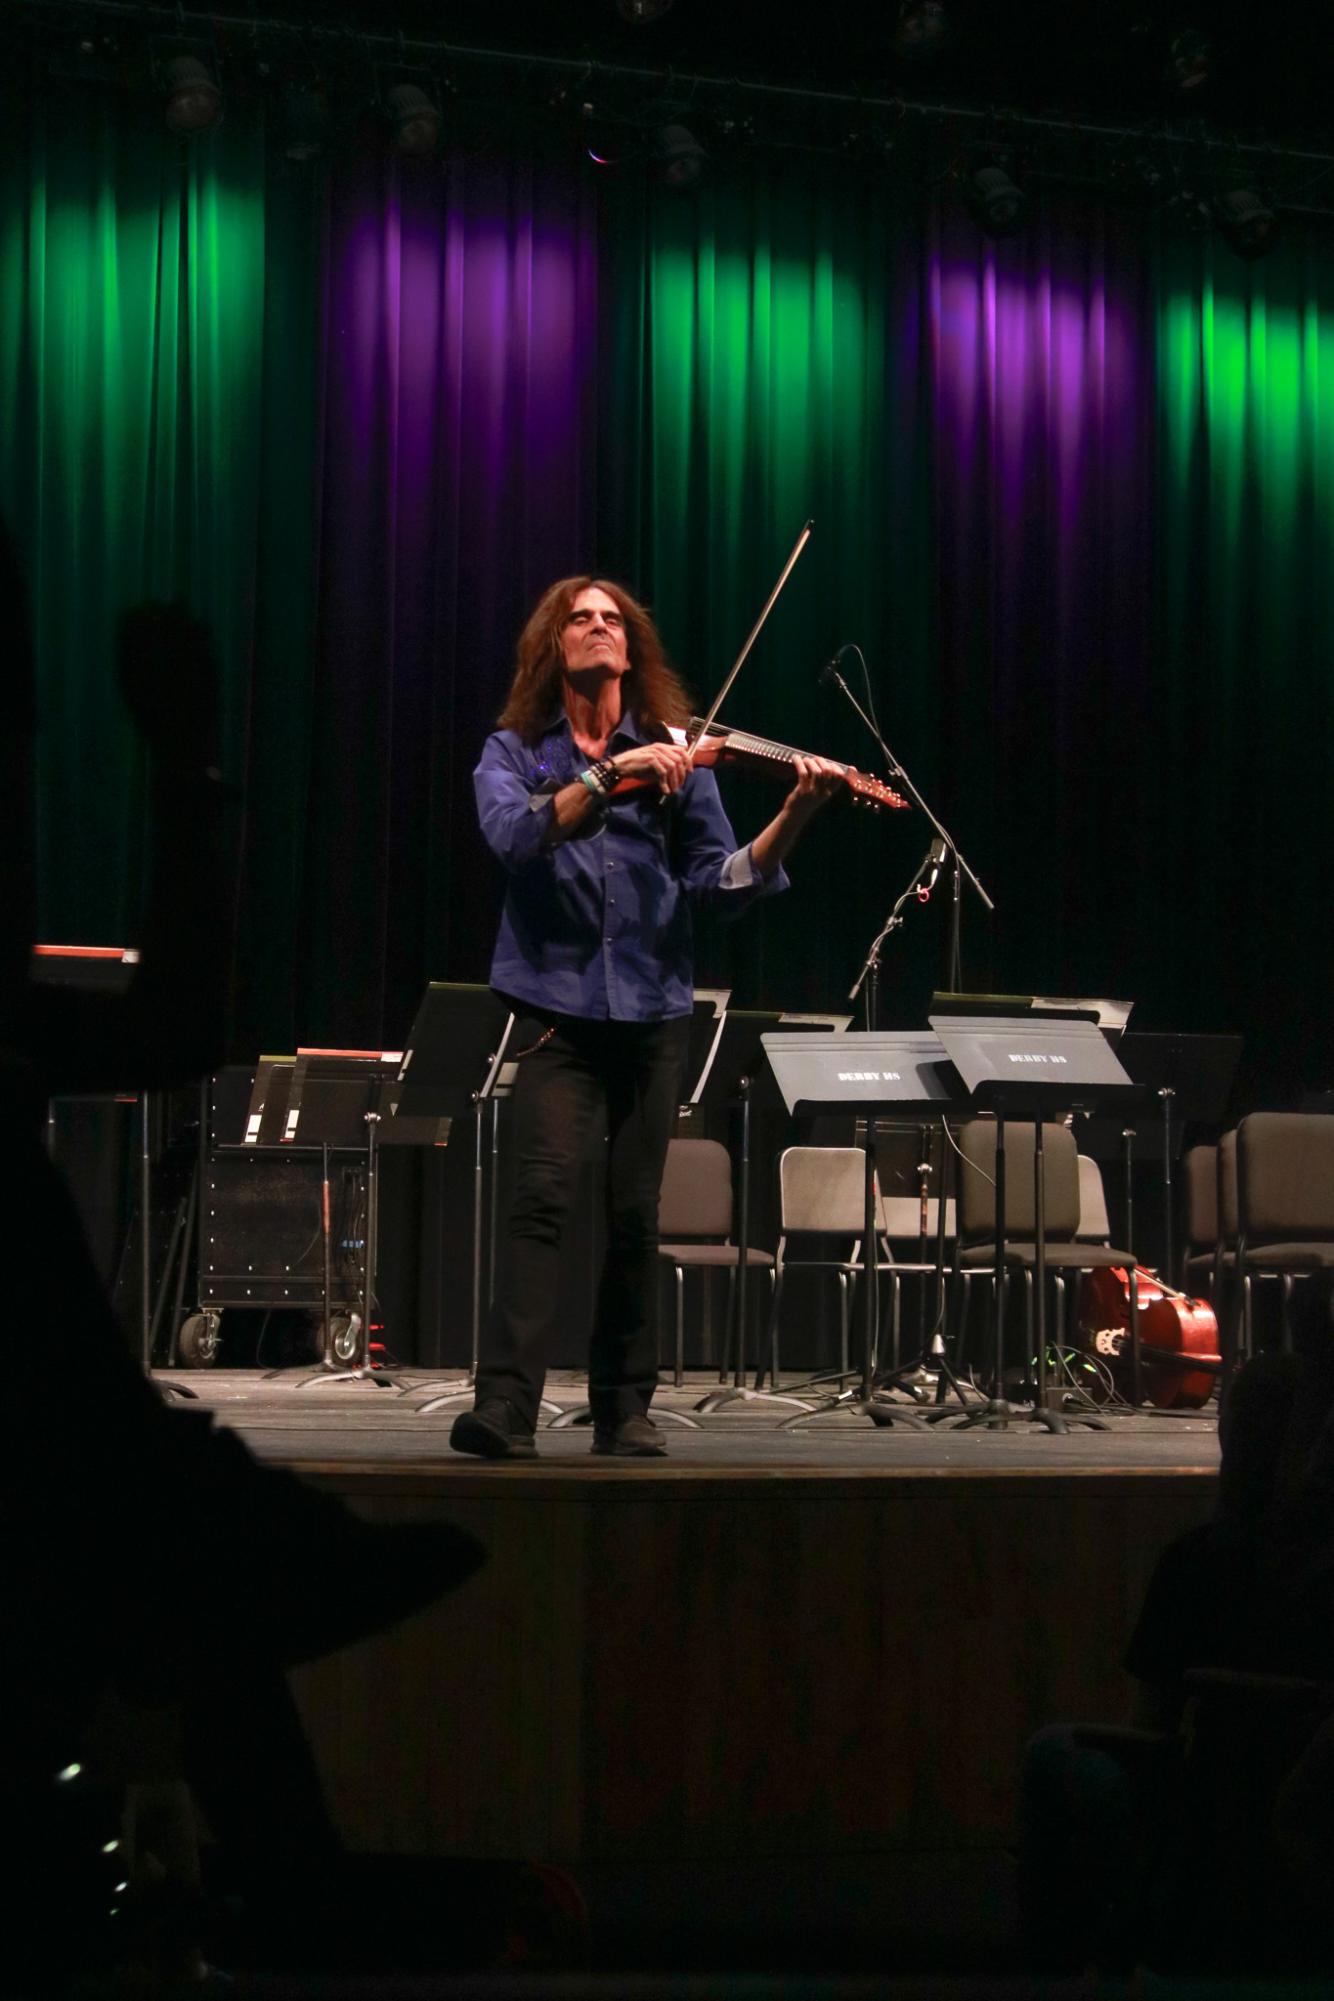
[668, 718, 909, 812]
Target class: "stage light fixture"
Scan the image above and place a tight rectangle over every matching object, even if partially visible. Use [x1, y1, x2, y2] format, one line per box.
[962, 157, 1028, 238]
[159, 52, 222, 136]
[893, 0, 951, 58]
[578, 102, 627, 169]
[386, 82, 441, 158]
[616, 0, 676, 19]
[655, 123, 706, 189]
[1213, 179, 1278, 260]
[281, 83, 331, 162]
[1167, 29, 1212, 92]
[52, 29, 122, 86]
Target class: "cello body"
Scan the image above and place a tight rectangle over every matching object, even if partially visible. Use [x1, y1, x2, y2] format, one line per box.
[1080, 1266, 1222, 1410]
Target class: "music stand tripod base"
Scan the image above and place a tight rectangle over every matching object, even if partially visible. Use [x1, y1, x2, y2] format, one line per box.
[548, 1405, 700, 1429]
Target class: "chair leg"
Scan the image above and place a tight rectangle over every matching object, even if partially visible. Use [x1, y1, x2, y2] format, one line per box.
[722, 1265, 736, 1383]
[1281, 1273, 1295, 1354]
[948, 1266, 970, 1379]
[1218, 1263, 1242, 1390]
[675, 1265, 685, 1389]
[766, 1263, 786, 1391]
[839, 1272, 852, 1379]
[1240, 1254, 1253, 1363]
[1054, 1274, 1068, 1401]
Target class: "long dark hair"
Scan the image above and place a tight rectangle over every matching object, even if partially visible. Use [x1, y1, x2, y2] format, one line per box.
[498, 576, 691, 742]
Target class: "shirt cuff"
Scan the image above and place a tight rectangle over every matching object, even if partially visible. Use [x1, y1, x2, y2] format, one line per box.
[719, 844, 760, 890]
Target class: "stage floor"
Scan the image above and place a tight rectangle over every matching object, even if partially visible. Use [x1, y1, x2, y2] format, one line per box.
[172, 1363, 1222, 1958]
[158, 1367, 1220, 1480]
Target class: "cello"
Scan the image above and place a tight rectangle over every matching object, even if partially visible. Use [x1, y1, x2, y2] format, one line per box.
[1080, 1265, 1222, 1409]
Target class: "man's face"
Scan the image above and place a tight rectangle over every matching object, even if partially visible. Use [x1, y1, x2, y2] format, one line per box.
[560, 586, 629, 680]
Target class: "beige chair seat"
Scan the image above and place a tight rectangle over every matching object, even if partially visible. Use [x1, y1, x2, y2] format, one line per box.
[1243, 1241, 1334, 1268]
[659, 1241, 774, 1268]
[959, 1240, 1131, 1270]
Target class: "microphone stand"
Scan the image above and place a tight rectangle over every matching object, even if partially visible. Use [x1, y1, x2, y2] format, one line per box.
[824, 648, 994, 1412]
[821, 649, 994, 983]
[847, 842, 947, 1029]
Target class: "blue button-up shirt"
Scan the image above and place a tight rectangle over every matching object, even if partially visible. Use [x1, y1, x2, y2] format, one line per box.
[474, 710, 788, 1022]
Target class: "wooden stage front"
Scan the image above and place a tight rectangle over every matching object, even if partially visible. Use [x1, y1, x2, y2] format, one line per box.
[166, 1368, 1219, 1968]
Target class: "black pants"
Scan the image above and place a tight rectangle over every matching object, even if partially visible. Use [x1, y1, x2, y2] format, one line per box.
[474, 1013, 689, 1429]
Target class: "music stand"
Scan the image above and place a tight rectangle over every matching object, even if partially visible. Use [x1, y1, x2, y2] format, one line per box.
[694, 1011, 846, 1414]
[242, 1057, 297, 1147]
[285, 1052, 403, 1389]
[377, 984, 516, 1415]
[845, 1036, 980, 1415]
[759, 1032, 963, 1430]
[1081, 1032, 1242, 1277]
[929, 1012, 1144, 1430]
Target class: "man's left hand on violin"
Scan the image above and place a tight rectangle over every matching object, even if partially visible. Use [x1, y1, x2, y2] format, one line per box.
[781, 753, 845, 817]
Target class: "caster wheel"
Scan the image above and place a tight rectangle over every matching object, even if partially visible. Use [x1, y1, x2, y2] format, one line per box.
[178, 1312, 221, 1368]
[328, 1315, 361, 1364]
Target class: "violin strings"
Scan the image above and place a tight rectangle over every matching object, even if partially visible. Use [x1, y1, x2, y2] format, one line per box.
[687, 717, 904, 803]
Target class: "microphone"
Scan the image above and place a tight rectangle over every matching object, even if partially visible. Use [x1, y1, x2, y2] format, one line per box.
[916, 837, 949, 903]
[817, 648, 850, 690]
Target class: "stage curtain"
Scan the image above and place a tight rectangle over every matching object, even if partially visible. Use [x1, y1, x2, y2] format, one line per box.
[0, 85, 600, 1053]
[597, 173, 1157, 1020]
[289, 146, 599, 1049]
[923, 206, 1156, 1001]
[3, 79, 1333, 1094]
[597, 161, 939, 1017]
[599, 181, 1334, 1091]
[0, 91, 270, 951]
[1153, 235, 1334, 1091]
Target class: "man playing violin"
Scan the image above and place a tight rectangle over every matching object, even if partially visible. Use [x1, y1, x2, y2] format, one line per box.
[450, 577, 842, 1460]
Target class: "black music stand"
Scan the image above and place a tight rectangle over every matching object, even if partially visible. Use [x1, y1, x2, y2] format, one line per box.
[380, 984, 516, 1415]
[285, 1053, 403, 1389]
[1081, 1032, 1242, 1276]
[694, 1011, 844, 1414]
[243, 1056, 297, 1147]
[758, 1032, 962, 1430]
[846, 1035, 978, 1414]
[929, 1011, 1144, 1430]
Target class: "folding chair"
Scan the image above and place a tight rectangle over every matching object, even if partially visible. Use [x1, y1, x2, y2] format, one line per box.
[656, 1137, 774, 1387]
[764, 1145, 917, 1389]
[1234, 1114, 1334, 1362]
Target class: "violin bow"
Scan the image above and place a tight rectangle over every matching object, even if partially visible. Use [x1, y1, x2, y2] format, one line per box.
[683, 519, 813, 768]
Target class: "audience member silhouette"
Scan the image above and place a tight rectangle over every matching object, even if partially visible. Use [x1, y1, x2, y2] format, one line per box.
[0, 518, 495, 1988]
[1019, 1289, 1334, 1976]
